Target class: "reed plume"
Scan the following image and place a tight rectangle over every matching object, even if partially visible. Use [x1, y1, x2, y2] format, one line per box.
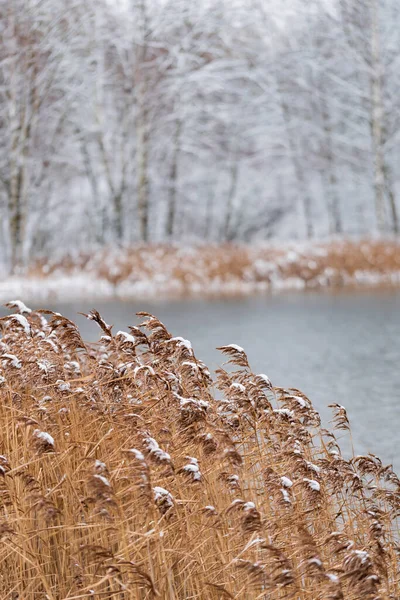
[0, 301, 398, 599]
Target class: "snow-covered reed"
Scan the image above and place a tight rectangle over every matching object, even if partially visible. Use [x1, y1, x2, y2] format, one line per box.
[0, 302, 399, 598]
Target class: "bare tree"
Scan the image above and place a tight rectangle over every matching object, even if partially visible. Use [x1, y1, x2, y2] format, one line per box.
[0, 0, 82, 270]
[1, 0, 400, 271]
[339, 0, 400, 233]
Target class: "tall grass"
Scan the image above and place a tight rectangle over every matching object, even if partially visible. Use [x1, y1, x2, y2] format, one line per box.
[27, 239, 400, 294]
[0, 301, 399, 599]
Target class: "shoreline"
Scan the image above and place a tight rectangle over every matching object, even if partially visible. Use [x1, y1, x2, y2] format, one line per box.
[1, 239, 400, 302]
[1, 272, 400, 304]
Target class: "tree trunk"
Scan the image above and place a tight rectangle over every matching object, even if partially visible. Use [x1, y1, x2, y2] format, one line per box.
[166, 119, 182, 239]
[224, 154, 239, 241]
[80, 138, 108, 244]
[135, 0, 150, 243]
[114, 192, 124, 243]
[278, 77, 314, 239]
[96, 130, 125, 243]
[9, 168, 24, 273]
[318, 75, 342, 234]
[384, 165, 399, 234]
[136, 107, 149, 242]
[9, 108, 26, 273]
[302, 196, 314, 239]
[370, 0, 386, 233]
[387, 185, 399, 235]
[8, 23, 26, 273]
[323, 154, 342, 236]
[204, 190, 214, 241]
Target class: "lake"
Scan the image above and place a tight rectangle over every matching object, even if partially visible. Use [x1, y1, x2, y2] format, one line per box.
[2, 291, 400, 468]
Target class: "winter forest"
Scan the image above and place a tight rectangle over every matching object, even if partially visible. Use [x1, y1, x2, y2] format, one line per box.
[1, 0, 400, 271]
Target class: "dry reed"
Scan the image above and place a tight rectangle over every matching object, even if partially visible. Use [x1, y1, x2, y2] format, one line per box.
[0, 300, 399, 599]
[26, 240, 400, 296]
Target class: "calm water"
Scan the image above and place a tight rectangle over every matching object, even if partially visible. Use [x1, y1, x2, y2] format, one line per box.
[2, 292, 400, 468]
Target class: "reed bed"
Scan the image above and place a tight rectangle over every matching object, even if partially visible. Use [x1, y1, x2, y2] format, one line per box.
[0, 300, 399, 599]
[5, 239, 400, 302]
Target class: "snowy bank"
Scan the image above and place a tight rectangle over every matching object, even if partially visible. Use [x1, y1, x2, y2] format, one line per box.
[1, 240, 400, 302]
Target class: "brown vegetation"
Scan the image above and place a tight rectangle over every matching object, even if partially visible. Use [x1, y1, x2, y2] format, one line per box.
[0, 301, 399, 598]
[26, 240, 400, 298]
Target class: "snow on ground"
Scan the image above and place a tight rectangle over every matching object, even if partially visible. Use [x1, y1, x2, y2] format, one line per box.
[1, 241, 400, 302]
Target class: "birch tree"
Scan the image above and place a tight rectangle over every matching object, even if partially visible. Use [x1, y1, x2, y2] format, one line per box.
[0, 0, 82, 269]
[339, 0, 400, 233]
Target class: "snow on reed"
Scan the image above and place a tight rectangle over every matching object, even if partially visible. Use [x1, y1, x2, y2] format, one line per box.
[0, 303, 398, 598]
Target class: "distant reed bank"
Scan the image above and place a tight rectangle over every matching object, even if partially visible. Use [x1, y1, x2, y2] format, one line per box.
[2, 240, 400, 301]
